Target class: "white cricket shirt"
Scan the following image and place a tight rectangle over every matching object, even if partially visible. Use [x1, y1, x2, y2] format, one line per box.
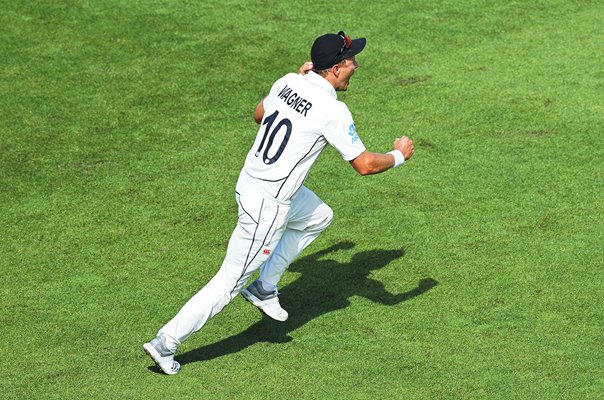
[241, 71, 366, 202]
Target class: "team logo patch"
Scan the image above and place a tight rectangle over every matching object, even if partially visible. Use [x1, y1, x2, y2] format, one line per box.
[348, 123, 359, 143]
[263, 249, 271, 255]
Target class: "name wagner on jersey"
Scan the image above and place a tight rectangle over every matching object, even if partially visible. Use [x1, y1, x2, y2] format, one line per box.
[277, 85, 313, 117]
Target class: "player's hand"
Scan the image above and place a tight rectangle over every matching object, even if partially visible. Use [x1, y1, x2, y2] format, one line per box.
[298, 61, 313, 75]
[393, 136, 414, 160]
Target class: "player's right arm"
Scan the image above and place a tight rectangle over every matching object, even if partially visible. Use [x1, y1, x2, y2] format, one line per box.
[349, 136, 414, 175]
[254, 63, 312, 124]
[253, 97, 266, 124]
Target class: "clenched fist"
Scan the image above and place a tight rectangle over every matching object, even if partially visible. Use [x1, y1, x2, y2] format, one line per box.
[393, 136, 414, 160]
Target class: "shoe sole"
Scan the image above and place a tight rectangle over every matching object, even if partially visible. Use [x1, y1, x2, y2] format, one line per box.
[241, 288, 288, 322]
[143, 342, 180, 375]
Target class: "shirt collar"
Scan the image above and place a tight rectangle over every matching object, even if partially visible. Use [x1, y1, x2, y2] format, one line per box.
[304, 71, 337, 99]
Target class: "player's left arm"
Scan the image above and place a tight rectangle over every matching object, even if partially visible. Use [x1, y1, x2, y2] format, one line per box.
[349, 136, 414, 175]
[253, 97, 265, 124]
[349, 150, 399, 175]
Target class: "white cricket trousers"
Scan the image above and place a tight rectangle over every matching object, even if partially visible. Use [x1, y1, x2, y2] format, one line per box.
[158, 173, 333, 352]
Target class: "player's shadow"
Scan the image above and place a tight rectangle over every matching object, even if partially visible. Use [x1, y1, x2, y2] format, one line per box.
[177, 241, 438, 366]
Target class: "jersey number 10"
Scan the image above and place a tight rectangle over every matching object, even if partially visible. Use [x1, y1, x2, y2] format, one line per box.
[255, 110, 292, 165]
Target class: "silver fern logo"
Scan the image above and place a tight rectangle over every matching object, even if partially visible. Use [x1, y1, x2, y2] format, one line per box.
[348, 123, 359, 143]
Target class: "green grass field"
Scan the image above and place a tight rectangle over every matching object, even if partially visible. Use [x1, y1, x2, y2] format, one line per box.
[1, 1, 603, 398]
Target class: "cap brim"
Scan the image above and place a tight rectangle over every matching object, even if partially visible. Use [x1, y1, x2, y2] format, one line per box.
[338, 38, 366, 62]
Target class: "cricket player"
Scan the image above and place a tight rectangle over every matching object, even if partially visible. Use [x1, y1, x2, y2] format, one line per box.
[143, 30, 415, 375]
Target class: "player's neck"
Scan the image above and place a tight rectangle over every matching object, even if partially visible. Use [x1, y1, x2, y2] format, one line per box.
[322, 74, 340, 91]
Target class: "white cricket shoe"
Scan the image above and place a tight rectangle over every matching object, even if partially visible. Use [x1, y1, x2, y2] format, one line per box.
[241, 280, 288, 322]
[143, 334, 180, 375]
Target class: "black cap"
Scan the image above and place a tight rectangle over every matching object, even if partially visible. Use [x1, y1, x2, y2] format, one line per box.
[311, 31, 366, 70]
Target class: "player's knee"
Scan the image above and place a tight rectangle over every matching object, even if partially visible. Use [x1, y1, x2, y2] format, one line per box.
[318, 204, 333, 230]
[304, 203, 333, 233]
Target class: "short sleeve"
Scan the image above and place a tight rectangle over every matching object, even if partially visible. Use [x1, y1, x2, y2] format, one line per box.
[323, 102, 366, 161]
